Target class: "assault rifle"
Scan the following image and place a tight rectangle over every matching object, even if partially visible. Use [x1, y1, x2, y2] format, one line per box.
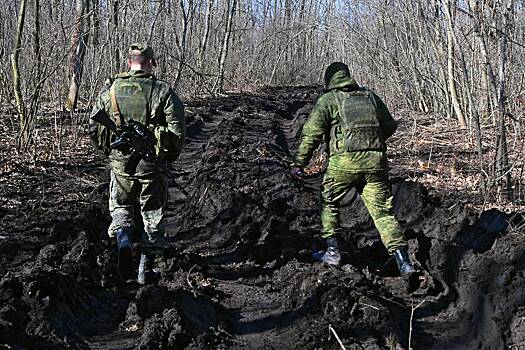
[91, 109, 190, 197]
[91, 109, 157, 175]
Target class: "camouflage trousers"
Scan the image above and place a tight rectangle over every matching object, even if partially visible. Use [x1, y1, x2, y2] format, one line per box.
[108, 169, 168, 254]
[320, 170, 406, 254]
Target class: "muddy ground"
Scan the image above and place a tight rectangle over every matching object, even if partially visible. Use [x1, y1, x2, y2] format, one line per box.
[1, 86, 525, 349]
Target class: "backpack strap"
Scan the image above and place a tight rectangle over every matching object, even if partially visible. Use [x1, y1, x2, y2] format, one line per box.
[146, 78, 155, 126]
[110, 83, 123, 131]
[333, 89, 348, 125]
[362, 88, 379, 110]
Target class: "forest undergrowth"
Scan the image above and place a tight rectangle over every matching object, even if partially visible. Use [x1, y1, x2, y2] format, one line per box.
[2, 89, 525, 225]
[1, 86, 525, 349]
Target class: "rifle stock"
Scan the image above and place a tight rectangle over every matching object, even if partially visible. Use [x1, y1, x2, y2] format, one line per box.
[91, 109, 158, 175]
[91, 109, 117, 133]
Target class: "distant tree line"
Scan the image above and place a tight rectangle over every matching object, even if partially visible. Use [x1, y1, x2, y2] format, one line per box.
[1, 0, 524, 200]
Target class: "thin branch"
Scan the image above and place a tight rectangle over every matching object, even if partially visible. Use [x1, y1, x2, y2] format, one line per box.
[328, 324, 347, 350]
[408, 300, 427, 350]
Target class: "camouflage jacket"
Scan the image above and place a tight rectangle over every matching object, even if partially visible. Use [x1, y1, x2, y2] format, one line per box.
[89, 70, 185, 175]
[294, 70, 397, 173]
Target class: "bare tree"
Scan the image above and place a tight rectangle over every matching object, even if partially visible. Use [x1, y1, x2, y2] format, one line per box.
[65, 0, 91, 111]
[198, 0, 213, 70]
[470, 0, 499, 121]
[173, 0, 194, 89]
[112, 0, 120, 73]
[448, 0, 485, 192]
[495, 0, 515, 199]
[0, 0, 524, 204]
[92, 0, 100, 47]
[214, 0, 237, 93]
[11, 0, 28, 149]
[443, 0, 466, 127]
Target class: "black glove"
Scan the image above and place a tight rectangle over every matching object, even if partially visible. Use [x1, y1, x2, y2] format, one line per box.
[290, 166, 305, 179]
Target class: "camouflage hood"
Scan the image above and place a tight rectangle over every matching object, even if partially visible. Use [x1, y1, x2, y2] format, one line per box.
[323, 62, 359, 91]
[295, 62, 397, 173]
[326, 69, 359, 91]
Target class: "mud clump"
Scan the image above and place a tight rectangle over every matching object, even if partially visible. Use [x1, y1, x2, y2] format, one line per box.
[1, 87, 525, 349]
[121, 285, 230, 349]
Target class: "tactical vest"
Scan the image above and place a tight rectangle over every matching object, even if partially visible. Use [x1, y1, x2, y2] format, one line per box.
[334, 89, 386, 152]
[110, 74, 156, 129]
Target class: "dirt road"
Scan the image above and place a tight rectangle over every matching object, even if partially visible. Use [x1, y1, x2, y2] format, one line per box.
[1, 87, 524, 349]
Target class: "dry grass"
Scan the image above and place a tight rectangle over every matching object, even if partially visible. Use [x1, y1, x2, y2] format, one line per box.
[0, 110, 107, 236]
[2, 96, 525, 220]
[303, 107, 525, 213]
[388, 108, 525, 212]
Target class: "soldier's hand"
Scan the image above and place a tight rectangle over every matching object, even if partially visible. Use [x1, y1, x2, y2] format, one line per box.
[290, 166, 305, 180]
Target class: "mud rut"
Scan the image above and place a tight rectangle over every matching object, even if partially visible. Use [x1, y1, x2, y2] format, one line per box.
[2, 87, 525, 349]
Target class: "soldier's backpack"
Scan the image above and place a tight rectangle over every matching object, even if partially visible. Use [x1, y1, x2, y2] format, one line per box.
[111, 74, 155, 128]
[334, 89, 386, 152]
[110, 73, 183, 162]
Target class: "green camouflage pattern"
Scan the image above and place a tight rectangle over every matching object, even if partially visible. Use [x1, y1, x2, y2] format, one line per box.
[89, 70, 186, 253]
[108, 169, 168, 254]
[295, 65, 407, 253]
[334, 89, 386, 152]
[321, 170, 406, 254]
[89, 70, 185, 164]
[294, 69, 397, 173]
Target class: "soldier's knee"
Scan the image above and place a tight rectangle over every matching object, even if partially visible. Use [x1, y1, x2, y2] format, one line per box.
[374, 216, 401, 233]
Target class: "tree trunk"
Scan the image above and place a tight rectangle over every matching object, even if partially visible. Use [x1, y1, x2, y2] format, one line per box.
[92, 0, 100, 47]
[443, 0, 466, 127]
[198, 0, 213, 70]
[448, 4, 485, 193]
[11, 0, 28, 149]
[33, 0, 41, 71]
[427, 0, 451, 119]
[174, 0, 192, 89]
[65, 0, 90, 111]
[147, 0, 163, 43]
[112, 0, 120, 73]
[29, 0, 42, 127]
[469, 0, 499, 123]
[214, 0, 237, 93]
[495, 0, 514, 200]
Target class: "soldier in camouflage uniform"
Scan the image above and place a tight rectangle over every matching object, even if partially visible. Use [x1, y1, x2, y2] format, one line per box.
[291, 62, 417, 288]
[89, 44, 185, 284]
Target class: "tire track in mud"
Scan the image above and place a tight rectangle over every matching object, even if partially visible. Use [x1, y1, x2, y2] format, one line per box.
[3, 88, 525, 349]
[167, 106, 227, 213]
[87, 100, 234, 349]
[90, 88, 517, 349]
[159, 88, 409, 348]
[163, 89, 328, 348]
[161, 88, 525, 349]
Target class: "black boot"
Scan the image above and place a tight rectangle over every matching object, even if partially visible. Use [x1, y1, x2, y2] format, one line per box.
[313, 238, 341, 266]
[393, 247, 419, 293]
[137, 254, 157, 285]
[116, 227, 133, 280]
